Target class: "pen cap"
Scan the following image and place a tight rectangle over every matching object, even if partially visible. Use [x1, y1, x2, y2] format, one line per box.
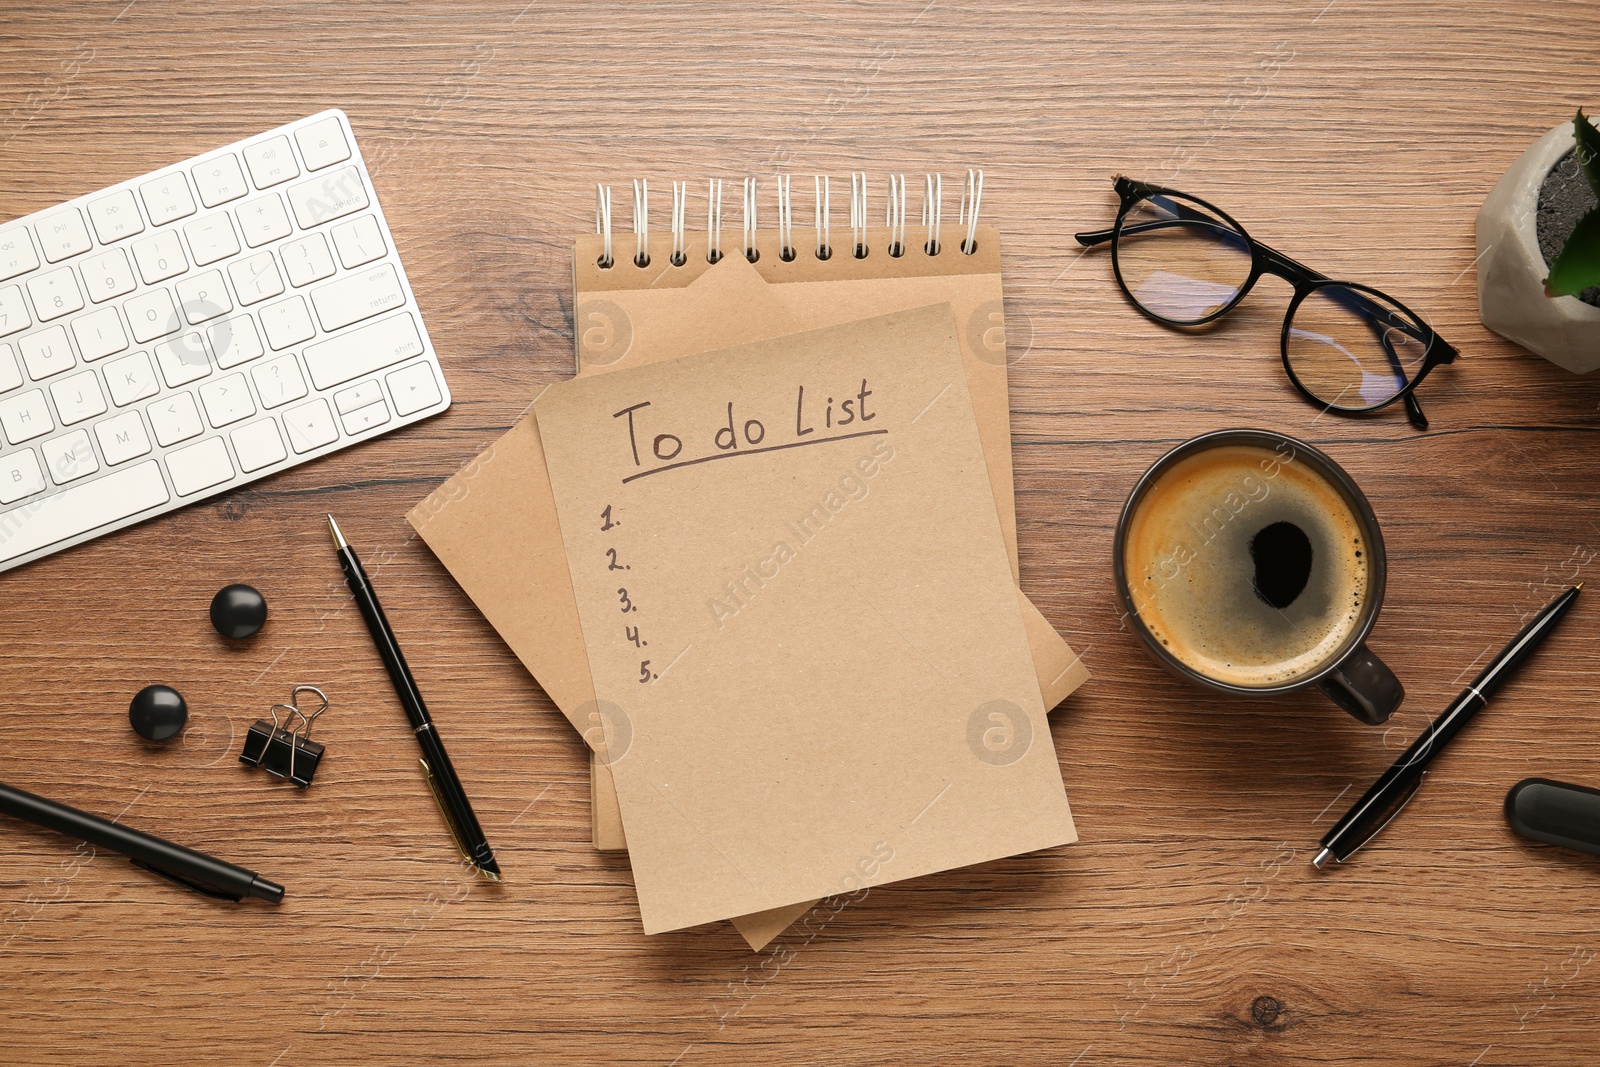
[1505, 777, 1600, 858]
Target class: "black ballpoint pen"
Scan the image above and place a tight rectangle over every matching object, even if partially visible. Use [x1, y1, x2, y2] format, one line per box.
[1314, 583, 1581, 869]
[0, 780, 284, 902]
[328, 515, 502, 880]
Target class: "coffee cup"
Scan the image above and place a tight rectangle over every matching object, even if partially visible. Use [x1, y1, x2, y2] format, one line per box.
[1113, 428, 1403, 724]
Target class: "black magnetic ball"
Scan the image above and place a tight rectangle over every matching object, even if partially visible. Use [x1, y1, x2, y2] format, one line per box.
[210, 583, 268, 640]
[129, 685, 188, 742]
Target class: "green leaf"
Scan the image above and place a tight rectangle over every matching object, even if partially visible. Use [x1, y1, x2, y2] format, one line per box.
[1545, 206, 1600, 297]
[1577, 108, 1600, 197]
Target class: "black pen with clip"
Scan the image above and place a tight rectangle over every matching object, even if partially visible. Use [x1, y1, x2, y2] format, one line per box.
[1315, 584, 1581, 868]
[328, 514, 501, 880]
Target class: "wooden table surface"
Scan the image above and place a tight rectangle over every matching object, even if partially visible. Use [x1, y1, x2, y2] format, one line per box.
[3, 2, 1599, 1064]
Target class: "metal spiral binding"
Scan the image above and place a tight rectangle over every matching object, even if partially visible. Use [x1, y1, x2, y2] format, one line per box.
[814, 175, 832, 260]
[886, 173, 907, 257]
[959, 169, 984, 254]
[595, 183, 614, 268]
[776, 174, 794, 261]
[670, 180, 688, 266]
[595, 172, 981, 269]
[742, 176, 759, 263]
[707, 178, 724, 264]
[849, 172, 869, 258]
[923, 173, 944, 256]
[632, 178, 650, 267]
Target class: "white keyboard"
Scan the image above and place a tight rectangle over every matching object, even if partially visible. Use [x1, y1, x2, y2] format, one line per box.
[0, 110, 450, 573]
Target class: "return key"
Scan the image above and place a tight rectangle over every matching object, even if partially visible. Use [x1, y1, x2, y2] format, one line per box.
[310, 263, 405, 332]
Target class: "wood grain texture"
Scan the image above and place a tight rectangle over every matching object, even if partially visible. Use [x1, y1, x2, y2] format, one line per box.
[2, 1, 1599, 1063]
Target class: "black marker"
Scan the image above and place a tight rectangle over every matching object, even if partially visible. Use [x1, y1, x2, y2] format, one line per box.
[0, 780, 283, 902]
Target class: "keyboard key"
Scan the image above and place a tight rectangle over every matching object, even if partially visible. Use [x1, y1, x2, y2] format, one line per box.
[260, 296, 314, 349]
[251, 354, 308, 409]
[86, 190, 146, 244]
[192, 152, 248, 208]
[311, 263, 404, 332]
[35, 208, 93, 262]
[0, 389, 53, 443]
[230, 417, 286, 472]
[165, 436, 233, 496]
[0, 344, 19, 393]
[340, 398, 390, 435]
[0, 447, 44, 504]
[333, 378, 382, 414]
[228, 252, 284, 305]
[148, 391, 203, 446]
[95, 409, 151, 465]
[27, 267, 84, 322]
[287, 166, 368, 229]
[71, 306, 128, 361]
[49, 370, 107, 424]
[183, 213, 240, 266]
[19, 325, 75, 379]
[303, 312, 422, 390]
[41, 428, 98, 484]
[125, 288, 180, 344]
[0, 227, 40, 281]
[80, 247, 138, 303]
[138, 172, 196, 226]
[199, 372, 255, 427]
[295, 116, 351, 172]
[331, 214, 385, 269]
[281, 232, 335, 287]
[153, 332, 212, 388]
[0, 286, 29, 336]
[243, 135, 300, 189]
[283, 396, 337, 453]
[131, 229, 187, 284]
[387, 361, 442, 416]
[177, 270, 233, 324]
[237, 194, 292, 247]
[104, 350, 159, 406]
[0, 459, 168, 564]
[208, 314, 264, 369]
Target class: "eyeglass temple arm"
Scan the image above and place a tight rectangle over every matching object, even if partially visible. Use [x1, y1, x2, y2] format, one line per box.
[1076, 215, 1243, 248]
[1402, 338, 1458, 431]
[1404, 393, 1428, 431]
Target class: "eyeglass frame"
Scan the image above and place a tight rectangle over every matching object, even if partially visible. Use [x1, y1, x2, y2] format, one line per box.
[1074, 176, 1458, 431]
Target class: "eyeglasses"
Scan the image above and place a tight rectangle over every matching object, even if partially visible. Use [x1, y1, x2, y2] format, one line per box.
[1075, 176, 1458, 430]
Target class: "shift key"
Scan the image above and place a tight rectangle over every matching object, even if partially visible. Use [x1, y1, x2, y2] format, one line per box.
[311, 263, 405, 332]
[303, 312, 423, 390]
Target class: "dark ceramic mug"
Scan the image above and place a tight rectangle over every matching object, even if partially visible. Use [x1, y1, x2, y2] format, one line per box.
[1112, 428, 1403, 725]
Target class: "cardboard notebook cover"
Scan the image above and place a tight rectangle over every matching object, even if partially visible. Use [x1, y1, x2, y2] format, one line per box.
[573, 226, 1021, 577]
[408, 251, 1089, 945]
[533, 305, 1077, 933]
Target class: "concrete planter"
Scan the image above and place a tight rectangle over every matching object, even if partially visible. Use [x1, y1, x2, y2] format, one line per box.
[1477, 121, 1600, 372]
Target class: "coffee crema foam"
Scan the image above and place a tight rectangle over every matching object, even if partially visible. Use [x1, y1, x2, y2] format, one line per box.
[1123, 443, 1371, 688]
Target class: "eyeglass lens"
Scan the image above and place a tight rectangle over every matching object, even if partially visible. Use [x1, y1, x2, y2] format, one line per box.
[1285, 285, 1429, 410]
[1114, 193, 1252, 324]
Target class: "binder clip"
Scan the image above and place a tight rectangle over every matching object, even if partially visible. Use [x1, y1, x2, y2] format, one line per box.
[239, 685, 328, 788]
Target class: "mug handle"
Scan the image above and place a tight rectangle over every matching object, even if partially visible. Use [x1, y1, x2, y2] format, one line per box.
[1316, 643, 1404, 725]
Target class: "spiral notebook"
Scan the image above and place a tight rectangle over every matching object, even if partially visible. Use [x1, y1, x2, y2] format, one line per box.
[409, 174, 1088, 944]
